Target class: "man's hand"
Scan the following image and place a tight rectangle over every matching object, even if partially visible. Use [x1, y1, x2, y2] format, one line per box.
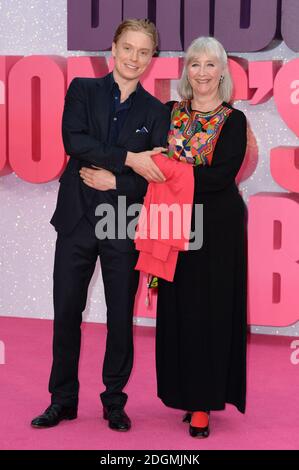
[79, 167, 116, 190]
[125, 147, 167, 182]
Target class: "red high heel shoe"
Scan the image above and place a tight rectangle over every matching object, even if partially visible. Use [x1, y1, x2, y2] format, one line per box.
[188, 411, 210, 438]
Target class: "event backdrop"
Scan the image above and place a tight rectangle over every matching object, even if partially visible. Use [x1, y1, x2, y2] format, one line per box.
[1, 0, 299, 336]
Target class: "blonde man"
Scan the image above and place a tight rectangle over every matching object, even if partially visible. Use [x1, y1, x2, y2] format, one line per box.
[31, 19, 169, 432]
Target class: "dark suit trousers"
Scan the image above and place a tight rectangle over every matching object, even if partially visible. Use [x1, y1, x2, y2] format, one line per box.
[49, 215, 139, 408]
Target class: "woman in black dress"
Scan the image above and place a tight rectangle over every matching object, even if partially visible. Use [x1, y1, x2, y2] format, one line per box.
[156, 37, 247, 438]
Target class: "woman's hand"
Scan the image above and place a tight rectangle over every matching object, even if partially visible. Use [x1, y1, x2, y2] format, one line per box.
[125, 148, 167, 182]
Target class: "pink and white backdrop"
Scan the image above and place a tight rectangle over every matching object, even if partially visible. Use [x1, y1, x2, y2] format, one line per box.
[1, 0, 299, 336]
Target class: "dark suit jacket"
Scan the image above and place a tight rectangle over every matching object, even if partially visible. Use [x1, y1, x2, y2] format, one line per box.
[51, 74, 170, 250]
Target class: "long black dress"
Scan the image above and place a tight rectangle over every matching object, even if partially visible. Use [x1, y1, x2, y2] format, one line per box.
[156, 101, 247, 413]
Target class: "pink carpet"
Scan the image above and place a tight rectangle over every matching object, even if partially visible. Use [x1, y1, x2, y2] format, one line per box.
[0, 317, 298, 450]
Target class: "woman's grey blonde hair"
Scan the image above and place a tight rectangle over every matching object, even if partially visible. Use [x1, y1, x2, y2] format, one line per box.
[178, 36, 233, 103]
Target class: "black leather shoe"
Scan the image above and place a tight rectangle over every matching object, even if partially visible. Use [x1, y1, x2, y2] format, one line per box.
[103, 406, 131, 432]
[31, 404, 77, 428]
[182, 412, 192, 423]
[189, 411, 210, 438]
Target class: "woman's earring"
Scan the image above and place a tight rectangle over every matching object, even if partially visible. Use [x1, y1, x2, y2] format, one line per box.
[220, 75, 224, 83]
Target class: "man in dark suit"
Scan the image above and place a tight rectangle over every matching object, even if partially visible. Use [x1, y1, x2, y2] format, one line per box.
[31, 19, 169, 431]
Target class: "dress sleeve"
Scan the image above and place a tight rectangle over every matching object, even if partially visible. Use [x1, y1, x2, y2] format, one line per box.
[193, 110, 247, 193]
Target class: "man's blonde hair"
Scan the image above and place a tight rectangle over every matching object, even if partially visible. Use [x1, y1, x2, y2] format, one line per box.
[113, 19, 158, 52]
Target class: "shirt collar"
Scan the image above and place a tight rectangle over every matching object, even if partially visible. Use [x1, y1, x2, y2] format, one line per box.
[108, 72, 141, 98]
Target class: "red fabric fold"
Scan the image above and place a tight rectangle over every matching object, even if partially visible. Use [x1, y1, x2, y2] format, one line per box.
[134, 153, 194, 282]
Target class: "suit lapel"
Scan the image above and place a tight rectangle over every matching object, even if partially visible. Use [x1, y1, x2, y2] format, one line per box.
[117, 86, 150, 147]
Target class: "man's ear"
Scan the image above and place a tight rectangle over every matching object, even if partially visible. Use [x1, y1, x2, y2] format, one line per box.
[111, 41, 116, 58]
